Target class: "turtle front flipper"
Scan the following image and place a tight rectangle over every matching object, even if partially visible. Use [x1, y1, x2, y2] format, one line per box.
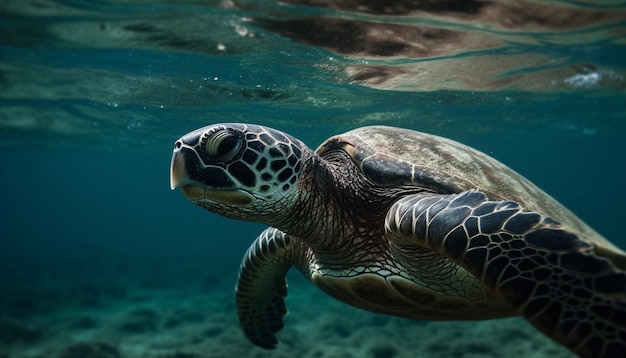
[385, 190, 626, 358]
[236, 227, 313, 349]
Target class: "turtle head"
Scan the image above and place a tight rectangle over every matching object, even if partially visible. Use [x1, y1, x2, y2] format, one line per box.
[170, 123, 309, 223]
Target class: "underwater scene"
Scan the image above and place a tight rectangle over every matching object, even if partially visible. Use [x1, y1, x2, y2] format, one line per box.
[1, 0, 626, 357]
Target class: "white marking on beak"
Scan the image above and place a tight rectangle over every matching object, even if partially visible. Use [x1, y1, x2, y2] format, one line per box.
[170, 150, 187, 190]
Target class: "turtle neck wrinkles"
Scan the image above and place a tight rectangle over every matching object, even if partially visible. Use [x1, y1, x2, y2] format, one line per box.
[275, 149, 423, 267]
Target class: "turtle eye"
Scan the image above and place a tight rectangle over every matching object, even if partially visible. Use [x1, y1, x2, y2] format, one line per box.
[203, 129, 243, 161]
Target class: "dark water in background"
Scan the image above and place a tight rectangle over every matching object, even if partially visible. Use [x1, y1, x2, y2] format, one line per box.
[1, 0, 626, 357]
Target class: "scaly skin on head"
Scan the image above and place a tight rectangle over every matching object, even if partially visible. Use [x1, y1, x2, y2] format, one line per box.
[170, 123, 308, 224]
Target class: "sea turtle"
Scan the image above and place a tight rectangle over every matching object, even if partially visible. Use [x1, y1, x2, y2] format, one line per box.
[170, 123, 626, 358]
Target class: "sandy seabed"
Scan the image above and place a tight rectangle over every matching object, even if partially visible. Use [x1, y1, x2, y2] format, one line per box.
[0, 263, 574, 358]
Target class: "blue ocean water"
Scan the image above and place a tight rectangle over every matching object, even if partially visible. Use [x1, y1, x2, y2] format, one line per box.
[1, 1, 625, 357]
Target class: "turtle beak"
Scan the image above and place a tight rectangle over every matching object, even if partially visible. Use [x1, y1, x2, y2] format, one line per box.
[170, 143, 189, 190]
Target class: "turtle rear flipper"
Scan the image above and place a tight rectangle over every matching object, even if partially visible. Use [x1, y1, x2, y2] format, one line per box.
[236, 227, 313, 349]
[386, 190, 626, 358]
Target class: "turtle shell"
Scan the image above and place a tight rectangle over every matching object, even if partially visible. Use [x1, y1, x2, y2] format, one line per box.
[315, 126, 624, 261]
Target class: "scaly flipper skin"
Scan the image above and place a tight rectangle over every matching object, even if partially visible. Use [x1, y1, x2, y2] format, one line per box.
[236, 227, 312, 349]
[385, 190, 626, 358]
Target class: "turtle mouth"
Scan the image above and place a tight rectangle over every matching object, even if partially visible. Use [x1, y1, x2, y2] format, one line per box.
[178, 185, 254, 205]
[170, 149, 254, 205]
